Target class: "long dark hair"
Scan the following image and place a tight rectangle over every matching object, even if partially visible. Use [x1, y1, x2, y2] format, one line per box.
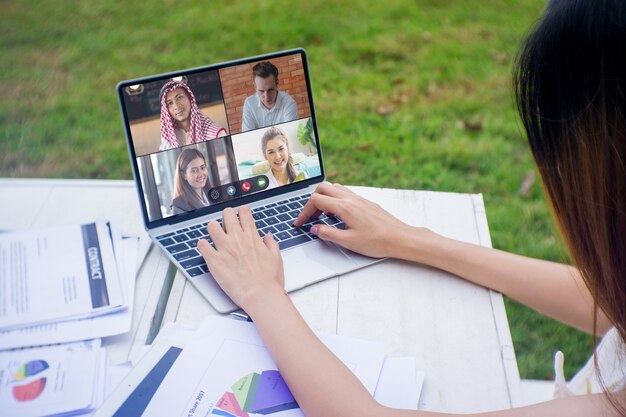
[515, 0, 626, 411]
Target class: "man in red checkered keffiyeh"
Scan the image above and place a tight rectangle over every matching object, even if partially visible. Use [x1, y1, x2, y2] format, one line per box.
[158, 81, 227, 151]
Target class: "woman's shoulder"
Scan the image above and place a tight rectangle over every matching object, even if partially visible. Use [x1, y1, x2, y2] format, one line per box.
[171, 195, 193, 213]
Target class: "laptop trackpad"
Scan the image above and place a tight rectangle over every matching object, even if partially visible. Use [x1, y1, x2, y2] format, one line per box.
[282, 239, 356, 291]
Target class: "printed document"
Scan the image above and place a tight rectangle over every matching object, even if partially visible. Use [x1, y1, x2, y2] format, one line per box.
[0, 235, 138, 350]
[0, 339, 106, 417]
[96, 317, 386, 417]
[0, 219, 124, 330]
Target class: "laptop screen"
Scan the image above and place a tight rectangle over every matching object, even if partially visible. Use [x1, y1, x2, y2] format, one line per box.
[117, 49, 324, 228]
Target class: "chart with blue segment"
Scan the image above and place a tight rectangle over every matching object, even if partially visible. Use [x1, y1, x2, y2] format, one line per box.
[210, 370, 299, 417]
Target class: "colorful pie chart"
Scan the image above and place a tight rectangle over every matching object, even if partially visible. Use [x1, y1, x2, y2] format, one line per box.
[211, 370, 298, 416]
[11, 359, 49, 402]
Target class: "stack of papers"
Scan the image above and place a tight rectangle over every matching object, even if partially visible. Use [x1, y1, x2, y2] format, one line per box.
[0, 219, 425, 415]
[95, 316, 425, 416]
[0, 340, 106, 417]
[0, 219, 140, 349]
[0, 219, 142, 417]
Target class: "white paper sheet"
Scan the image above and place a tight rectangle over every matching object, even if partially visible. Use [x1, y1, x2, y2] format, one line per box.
[374, 357, 425, 410]
[0, 219, 125, 330]
[97, 317, 386, 417]
[0, 236, 138, 350]
[94, 332, 190, 417]
[146, 317, 385, 417]
[151, 322, 197, 348]
[0, 340, 104, 417]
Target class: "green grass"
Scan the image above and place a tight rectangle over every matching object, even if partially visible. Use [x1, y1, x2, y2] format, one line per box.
[1, 0, 595, 380]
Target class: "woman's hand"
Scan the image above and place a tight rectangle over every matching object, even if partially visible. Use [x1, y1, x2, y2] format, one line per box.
[293, 183, 417, 259]
[197, 206, 285, 309]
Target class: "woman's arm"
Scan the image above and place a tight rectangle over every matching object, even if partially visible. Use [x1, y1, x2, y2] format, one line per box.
[294, 183, 612, 335]
[197, 206, 619, 417]
[197, 206, 380, 416]
[242, 276, 620, 417]
[395, 229, 611, 335]
[246, 292, 618, 417]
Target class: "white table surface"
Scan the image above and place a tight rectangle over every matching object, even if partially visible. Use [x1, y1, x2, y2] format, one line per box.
[0, 178, 522, 413]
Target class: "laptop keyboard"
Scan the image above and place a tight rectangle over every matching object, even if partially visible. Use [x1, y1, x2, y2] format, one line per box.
[155, 193, 346, 278]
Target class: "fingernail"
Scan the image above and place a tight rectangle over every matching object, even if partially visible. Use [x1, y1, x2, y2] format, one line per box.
[267, 231, 275, 240]
[310, 225, 319, 235]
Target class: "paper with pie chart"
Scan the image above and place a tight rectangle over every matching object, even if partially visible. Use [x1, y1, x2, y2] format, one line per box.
[11, 359, 49, 402]
[177, 339, 305, 417]
[0, 340, 104, 417]
[211, 369, 299, 417]
[140, 316, 385, 417]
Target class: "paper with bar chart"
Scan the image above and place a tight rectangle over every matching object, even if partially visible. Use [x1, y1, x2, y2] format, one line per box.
[140, 317, 385, 417]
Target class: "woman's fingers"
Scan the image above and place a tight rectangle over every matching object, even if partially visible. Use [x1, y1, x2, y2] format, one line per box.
[237, 205, 257, 234]
[197, 237, 216, 259]
[315, 182, 352, 198]
[294, 193, 346, 227]
[197, 207, 286, 309]
[263, 232, 281, 256]
[206, 220, 226, 248]
[310, 223, 349, 247]
[293, 208, 323, 227]
[294, 183, 356, 227]
[221, 207, 242, 235]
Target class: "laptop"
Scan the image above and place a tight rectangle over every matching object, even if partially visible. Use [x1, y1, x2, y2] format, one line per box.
[117, 48, 381, 313]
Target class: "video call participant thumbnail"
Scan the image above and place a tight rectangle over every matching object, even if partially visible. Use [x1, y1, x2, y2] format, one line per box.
[160, 81, 227, 151]
[171, 148, 211, 214]
[241, 62, 298, 132]
[261, 126, 306, 188]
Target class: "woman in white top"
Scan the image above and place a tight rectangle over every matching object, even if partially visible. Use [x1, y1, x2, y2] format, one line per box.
[261, 126, 303, 189]
[197, 0, 626, 415]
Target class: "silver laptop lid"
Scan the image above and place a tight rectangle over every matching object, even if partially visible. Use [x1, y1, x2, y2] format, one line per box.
[116, 49, 325, 231]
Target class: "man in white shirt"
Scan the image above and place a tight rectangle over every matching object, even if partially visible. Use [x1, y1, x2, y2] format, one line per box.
[241, 61, 298, 132]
